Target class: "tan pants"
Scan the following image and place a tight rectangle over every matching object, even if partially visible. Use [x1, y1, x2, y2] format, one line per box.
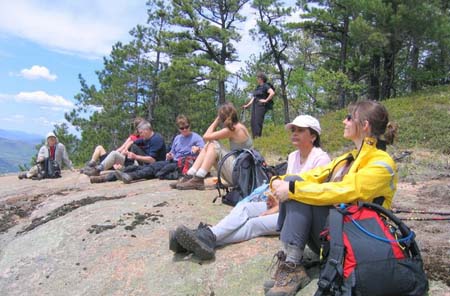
[212, 141, 236, 186]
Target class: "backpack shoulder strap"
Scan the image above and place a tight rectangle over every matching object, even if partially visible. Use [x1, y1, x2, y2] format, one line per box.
[214, 149, 243, 202]
[315, 207, 346, 296]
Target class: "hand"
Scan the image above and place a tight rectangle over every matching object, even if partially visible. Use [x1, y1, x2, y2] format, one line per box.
[271, 179, 290, 202]
[260, 205, 279, 216]
[266, 191, 279, 209]
[191, 146, 200, 154]
[113, 163, 123, 170]
[127, 152, 136, 160]
[242, 104, 248, 109]
[166, 152, 174, 161]
[258, 99, 267, 104]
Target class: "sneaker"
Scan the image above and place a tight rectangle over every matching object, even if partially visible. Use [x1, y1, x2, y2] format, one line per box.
[169, 175, 192, 189]
[265, 261, 311, 296]
[175, 224, 216, 260]
[176, 176, 205, 190]
[18, 172, 27, 180]
[114, 171, 133, 184]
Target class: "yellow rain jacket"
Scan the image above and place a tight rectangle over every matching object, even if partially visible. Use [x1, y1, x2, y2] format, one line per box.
[272, 137, 397, 209]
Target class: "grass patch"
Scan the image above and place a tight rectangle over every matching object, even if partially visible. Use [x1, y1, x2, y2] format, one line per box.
[254, 85, 450, 159]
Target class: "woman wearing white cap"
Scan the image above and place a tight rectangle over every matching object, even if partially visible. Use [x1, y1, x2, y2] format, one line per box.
[169, 115, 331, 260]
[265, 100, 398, 296]
[18, 132, 74, 179]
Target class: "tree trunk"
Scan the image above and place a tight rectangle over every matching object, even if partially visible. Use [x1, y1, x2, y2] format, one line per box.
[382, 51, 395, 99]
[279, 68, 290, 124]
[410, 40, 420, 92]
[218, 80, 226, 105]
[338, 14, 349, 108]
[369, 54, 381, 100]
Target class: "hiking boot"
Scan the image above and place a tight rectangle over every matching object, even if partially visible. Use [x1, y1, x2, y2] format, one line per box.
[86, 160, 97, 167]
[265, 261, 311, 296]
[169, 229, 187, 253]
[114, 170, 133, 184]
[18, 172, 27, 180]
[90, 175, 109, 184]
[175, 223, 216, 260]
[169, 175, 192, 189]
[82, 166, 100, 177]
[176, 176, 205, 190]
[264, 251, 287, 293]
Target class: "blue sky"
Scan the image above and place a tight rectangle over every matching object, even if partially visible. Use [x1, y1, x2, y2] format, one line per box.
[0, 0, 298, 138]
[0, 0, 148, 137]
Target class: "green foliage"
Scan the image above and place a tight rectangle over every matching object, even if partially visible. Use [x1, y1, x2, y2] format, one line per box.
[253, 86, 450, 160]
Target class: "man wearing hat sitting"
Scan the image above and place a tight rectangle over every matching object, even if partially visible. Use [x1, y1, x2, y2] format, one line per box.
[18, 132, 74, 180]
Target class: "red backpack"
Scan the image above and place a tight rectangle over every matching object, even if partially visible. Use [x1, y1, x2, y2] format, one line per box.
[315, 202, 428, 296]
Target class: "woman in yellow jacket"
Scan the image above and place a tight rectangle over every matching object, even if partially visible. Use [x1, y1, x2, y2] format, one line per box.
[264, 100, 398, 296]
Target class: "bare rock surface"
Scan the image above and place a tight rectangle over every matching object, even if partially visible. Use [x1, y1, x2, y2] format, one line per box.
[0, 171, 449, 295]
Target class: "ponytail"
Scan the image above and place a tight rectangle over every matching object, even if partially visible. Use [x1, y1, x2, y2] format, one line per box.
[384, 122, 398, 145]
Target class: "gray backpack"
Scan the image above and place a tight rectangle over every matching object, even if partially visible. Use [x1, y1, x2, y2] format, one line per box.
[214, 149, 269, 206]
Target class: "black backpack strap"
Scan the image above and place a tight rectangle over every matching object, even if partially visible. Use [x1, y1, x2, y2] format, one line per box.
[315, 207, 346, 296]
[213, 149, 242, 203]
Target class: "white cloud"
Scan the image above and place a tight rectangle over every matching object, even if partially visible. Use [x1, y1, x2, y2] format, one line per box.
[20, 65, 57, 81]
[0, 0, 147, 58]
[9, 91, 74, 108]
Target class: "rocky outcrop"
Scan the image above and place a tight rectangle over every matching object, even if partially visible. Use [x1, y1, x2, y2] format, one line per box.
[0, 171, 448, 295]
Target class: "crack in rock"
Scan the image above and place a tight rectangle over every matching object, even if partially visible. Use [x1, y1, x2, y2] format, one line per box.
[16, 195, 126, 235]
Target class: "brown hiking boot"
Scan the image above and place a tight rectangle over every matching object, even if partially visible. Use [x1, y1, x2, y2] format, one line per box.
[90, 175, 109, 184]
[176, 176, 205, 190]
[265, 261, 311, 296]
[169, 175, 192, 189]
[264, 251, 287, 293]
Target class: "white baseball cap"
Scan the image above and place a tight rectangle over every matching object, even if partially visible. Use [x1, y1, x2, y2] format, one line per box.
[46, 132, 57, 139]
[285, 115, 321, 135]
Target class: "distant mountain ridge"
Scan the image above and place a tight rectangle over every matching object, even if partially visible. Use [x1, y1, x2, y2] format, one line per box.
[0, 129, 42, 174]
[0, 129, 43, 144]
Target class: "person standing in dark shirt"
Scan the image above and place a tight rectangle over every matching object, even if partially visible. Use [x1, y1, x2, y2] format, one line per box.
[242, 72, 275, 138]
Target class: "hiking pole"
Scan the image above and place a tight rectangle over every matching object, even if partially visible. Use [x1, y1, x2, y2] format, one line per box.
[399, 216, 450, 221]
[392, 208, 450, 216]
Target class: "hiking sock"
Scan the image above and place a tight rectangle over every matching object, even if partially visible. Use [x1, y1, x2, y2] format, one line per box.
[195, 169, 208, 178]
[284, 243, 303, 265]
[186, 167, 197, 176]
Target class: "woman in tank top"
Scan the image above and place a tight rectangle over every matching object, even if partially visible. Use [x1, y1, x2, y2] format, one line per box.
[174, 102, 252, 190]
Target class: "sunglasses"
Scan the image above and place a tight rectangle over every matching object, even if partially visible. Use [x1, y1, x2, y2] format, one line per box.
[179, 125, 190, 130]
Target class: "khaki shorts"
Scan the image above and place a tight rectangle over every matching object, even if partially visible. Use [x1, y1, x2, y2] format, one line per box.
[211, 141, 236, 186]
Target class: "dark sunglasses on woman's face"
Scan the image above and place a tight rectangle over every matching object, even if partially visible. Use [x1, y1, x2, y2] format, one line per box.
[179, 125, 190, 130]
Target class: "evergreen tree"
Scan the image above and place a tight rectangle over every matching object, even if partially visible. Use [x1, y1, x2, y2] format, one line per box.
[166, 0, 249, 105]
[251, 0, 296, 123]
